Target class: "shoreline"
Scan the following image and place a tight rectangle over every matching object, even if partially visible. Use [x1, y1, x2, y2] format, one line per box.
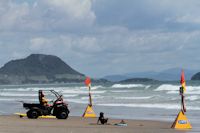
[0, 115, 187, 133]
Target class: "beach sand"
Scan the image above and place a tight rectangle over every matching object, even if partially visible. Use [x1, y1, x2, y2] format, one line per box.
[0, 115, 187, 133]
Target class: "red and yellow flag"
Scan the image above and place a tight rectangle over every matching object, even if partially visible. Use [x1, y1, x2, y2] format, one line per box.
[180, 70, 186, 92]
[85, 77, 91, 88]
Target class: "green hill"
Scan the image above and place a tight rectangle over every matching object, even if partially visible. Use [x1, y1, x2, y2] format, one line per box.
[0, 54, 85, 84]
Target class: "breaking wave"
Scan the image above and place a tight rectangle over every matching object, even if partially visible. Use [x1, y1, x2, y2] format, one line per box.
[154, 84, 179, 91]
[61, 90, 106, 94]
[0, 98, 37, 102]
[0, 93, 38, 97]
[97, 103, 200, 110]
[1, 85, 104, 92]
[111, 84, 148, 89]
[110, 90, 133, 93]
[186, 95, 200, 101]
[91, 85, 104, 90]
[155, 84, 200, 91]
[155, 84, 200, 95]
[81, 95, 104, 100]
[114, 96, 154, 100]
[67, 99, 88, 104]
[63, 94, 79, 98]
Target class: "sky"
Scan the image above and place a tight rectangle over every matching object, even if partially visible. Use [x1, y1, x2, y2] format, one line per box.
[0, 0, 200, 77]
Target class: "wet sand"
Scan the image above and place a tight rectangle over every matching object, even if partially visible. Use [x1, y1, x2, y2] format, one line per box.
[0, 115, 187, 133]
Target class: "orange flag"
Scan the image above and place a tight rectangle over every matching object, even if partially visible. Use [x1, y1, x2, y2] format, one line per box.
[180, 70, 186, 92]
[85, 77, 91, 87]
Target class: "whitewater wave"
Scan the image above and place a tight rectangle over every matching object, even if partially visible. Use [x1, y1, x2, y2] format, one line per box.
[67, 99, 88, 104]
[61, 89, 106, 94]
[0, 93, 38, 97]
[155, 84, 200, 93]
[0, 98, 37, 102]
[186, 86, 200, 91]
[1, 88, 37, 92]
[78, 85, 104, 90]
[63, 94, 79, 98]
[186, 95, 200, 101]
[91, 85, 104, 90]
[166, 91, 179, 94]
[0, 92, 79, 97]
[167, 90, 200, 95]
[1, 85, 103, 92]
[145, 85, 151, 89]
[114, 96, 154, 100]
[81, 95, 104, 100]
[97, 103, 200, 110]
[111, 84, 147, 89]
[154, 84, 179, 91]
[110, 90, 133, 93]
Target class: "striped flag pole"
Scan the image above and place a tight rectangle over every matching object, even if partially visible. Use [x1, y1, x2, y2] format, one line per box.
[85, 77, 92, 106]
[180, 70, 186, 112]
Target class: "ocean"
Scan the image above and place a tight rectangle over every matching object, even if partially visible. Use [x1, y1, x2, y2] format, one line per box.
[0, 81, 199, 131]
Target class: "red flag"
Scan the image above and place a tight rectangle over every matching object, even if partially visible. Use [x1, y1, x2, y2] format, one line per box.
[180, 70, 185, 84]
[180, 70, 186, 91]
[85, 77, 91, 87]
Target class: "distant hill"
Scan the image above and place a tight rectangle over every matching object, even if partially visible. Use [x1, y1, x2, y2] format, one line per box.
[104, 68, 198, 81]
[191, 72, 200, 80]
[0, 54, 85, 84]
[118, 78, 156, 83]
[103, 75, 129, 82]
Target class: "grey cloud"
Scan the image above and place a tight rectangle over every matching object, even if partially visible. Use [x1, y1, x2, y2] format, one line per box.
[23, 29, 200, 76]
[93, 0, 200, 31]
[0, 0, 95, 32]
[0, 0, 200, 77]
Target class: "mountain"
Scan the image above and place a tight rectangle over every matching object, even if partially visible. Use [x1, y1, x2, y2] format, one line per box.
[118, 78, 156, 83]
[104, 68, 198, 81]
[103, 75, 129, 82]
[191, 72, 200, 80]
[0, 54, 85, 84]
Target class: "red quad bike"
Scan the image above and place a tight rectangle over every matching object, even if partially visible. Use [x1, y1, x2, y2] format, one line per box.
[23, 90, 70, 119]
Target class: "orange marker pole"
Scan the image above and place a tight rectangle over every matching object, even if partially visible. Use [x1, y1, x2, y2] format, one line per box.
[181, 94, 186, 113]
[85, 77, 92, 106]
[89, 86, 92, 106]
[83, 77, 96, 118]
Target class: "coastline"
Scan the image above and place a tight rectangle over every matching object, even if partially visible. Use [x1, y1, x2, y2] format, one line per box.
[0, 115, 187, 133]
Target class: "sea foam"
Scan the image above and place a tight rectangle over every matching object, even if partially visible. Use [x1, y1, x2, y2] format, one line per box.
[155, 84, 200, 92]
[186, 95, 200, 101]
[97, 103, 200, 110]
[114, 96, 154, 100]
[0, 93, 38, 97]
[111, 84, 146, 88]
[154, 84, 179, 91]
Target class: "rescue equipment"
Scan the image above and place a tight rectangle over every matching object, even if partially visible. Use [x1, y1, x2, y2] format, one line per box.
[171, 70, 192, 129]
[82, 77, 96, 118]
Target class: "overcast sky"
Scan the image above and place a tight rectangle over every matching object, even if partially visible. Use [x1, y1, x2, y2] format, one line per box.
[0, 0, 200, 77]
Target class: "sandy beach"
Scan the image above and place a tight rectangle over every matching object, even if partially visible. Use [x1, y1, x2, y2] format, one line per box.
[0, 115, 187, 133]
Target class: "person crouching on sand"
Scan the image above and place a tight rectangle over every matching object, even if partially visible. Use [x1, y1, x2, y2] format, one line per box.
[97, 112, 108, 125]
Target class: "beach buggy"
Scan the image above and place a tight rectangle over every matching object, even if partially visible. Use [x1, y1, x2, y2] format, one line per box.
[23, 90, 70, 119]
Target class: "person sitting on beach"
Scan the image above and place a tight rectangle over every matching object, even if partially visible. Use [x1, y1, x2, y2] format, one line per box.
[97, 112, 108, 125]
[119, 120, 126, 124]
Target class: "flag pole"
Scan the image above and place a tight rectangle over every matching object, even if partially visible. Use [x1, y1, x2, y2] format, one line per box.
[88, 85, 92, 106]
[171, 69, 192, 129]
[82, 77, 96, 117]
[180, 70, 186, 113]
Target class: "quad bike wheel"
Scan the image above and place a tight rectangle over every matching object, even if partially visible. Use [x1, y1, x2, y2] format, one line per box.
[27, 109, 39, 119]
[56, 110, 69, 119]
